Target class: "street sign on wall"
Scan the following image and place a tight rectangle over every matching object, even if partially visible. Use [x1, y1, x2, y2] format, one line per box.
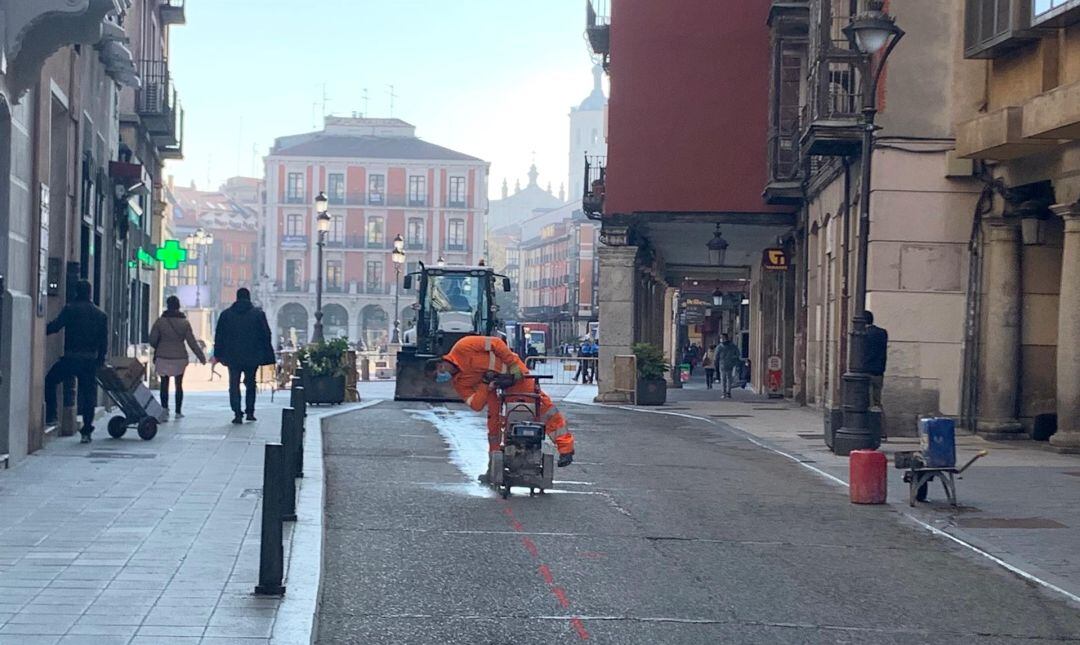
[762, 248, 789, 271]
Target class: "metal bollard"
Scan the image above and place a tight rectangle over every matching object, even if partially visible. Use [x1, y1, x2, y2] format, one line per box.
[254, 443, 287, 596]
[280, 409, 299, 522]
[286, 406, 305, 479]
[283, 406, 304, 479]
[293, 384, 306, 418]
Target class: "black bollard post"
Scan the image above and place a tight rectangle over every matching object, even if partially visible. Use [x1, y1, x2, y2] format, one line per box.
[294, 384, 306, 418]
[255, 443, 287, 596]
[283, 406, 305, 479]
[280, 409, 298, 521]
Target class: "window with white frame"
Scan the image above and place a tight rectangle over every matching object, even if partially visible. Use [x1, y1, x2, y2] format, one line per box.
[366, 216, 384, 246]
[366, 260, 383, 291]
[286, 213, 303, 236]
[447, 218, 465, 250]
[448, 176, 466, 207]
[1032, 0, 1080, 22]
[408, 175, 427, 206]
[286, 172, 304, 202]
[330, 214, 344, 243]
[407, 218, 424, 248]
[368, 174, 385, 204]
[328, 173, 345, 204]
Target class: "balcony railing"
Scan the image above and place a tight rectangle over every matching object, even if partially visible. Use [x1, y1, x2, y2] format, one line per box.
[582, 155, 606, 219]
[586, 0, 611, 67]
[135, 59, 183, 157]
[160, 0, 186, 26]
[799, 0, 864, 157]
[766, 2, 809, 204]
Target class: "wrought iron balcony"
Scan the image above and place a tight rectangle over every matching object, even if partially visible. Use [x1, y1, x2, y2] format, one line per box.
[799, 0, 864, 157]
[766, 1, 809, 204]
[160, 0, 186, 26]
[586, 0, 611, 69]
[135, 59, 183, 158]
[582, 155, 606, 219]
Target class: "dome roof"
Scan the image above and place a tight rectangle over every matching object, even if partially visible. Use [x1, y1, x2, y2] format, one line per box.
[577, 64, 607, 112]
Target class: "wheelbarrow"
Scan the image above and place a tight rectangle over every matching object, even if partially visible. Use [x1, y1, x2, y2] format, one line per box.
[894, 449, 989, 507]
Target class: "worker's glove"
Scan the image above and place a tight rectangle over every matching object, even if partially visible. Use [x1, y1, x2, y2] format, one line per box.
[558, 451, 574, 467]
[492, 374, 517, 389]
[481, 370, 500, 384]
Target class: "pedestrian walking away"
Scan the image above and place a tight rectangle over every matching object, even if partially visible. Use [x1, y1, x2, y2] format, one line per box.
[213, 288, 275, 425]
[703, 344, 717, 389]
[149, 296, 206, 420]
[715, 334, 741, 399]
[44, 279, 108, 443]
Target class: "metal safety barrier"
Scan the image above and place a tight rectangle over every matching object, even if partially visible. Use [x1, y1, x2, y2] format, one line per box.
[524, 356, 600, 386]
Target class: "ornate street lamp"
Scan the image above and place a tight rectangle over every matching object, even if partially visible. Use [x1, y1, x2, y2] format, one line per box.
[313, 191, 331, 343]
[391, 234, 406, 343]
[184, 227, 214, 309]
[436, 255, 446, 267]
[833, 0, 904, 455]
[712, 288, 724, 307]
[706, 224, 729, 266]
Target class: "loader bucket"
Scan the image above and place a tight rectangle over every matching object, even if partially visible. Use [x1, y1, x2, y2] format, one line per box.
[394, 351, 459, 402]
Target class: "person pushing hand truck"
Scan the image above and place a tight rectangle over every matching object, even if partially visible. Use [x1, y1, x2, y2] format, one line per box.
[425, 336, 575, 486]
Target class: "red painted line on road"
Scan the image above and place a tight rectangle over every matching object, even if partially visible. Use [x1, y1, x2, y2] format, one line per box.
[538, 564, 555, 585]
[522, 537, 540, 558]
[500, 501, 590, 640]
[570, 617, 590, 640]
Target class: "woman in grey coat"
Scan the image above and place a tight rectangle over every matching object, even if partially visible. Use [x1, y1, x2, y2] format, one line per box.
[149, 296, 206, 419]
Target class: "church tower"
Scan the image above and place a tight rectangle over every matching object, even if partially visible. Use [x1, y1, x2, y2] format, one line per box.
[569, 64, 608, 202]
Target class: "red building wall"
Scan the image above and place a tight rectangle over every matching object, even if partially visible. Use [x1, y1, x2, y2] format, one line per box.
[606, 0, 782, 216]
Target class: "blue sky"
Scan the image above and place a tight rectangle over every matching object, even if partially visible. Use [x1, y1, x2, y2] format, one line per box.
[167, 0, 600, 198]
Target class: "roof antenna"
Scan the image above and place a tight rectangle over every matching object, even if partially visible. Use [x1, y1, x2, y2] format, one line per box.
[362, 88, 369, 116]
[388, 84, 397, 117]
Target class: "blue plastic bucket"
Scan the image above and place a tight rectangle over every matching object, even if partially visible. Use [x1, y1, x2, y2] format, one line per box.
[918, 417, 956, 468]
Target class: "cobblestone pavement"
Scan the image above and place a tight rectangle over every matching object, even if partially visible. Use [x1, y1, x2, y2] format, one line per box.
[0, 390, 331, 645]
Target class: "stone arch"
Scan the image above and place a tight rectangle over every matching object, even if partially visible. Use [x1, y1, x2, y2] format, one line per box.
[322, 303, 349, 340]
[361, 304, 388, 350]
[277, 302, 308, 347]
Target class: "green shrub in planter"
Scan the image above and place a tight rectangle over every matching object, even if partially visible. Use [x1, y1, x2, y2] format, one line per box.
[297, 338, 349, 404]
[633, 343, 669, 406]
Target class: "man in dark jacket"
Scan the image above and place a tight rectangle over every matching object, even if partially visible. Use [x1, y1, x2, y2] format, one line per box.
[214, 288, 275, 424]
[45, 280, 108, 443]
[864, 310, 889, 409]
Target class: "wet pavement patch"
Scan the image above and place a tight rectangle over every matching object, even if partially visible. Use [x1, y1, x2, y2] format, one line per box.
[85, 451, 156, 459]
[957, 517, 1068, 529]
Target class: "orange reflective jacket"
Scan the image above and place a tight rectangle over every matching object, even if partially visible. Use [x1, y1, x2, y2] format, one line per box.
[444, 336, 574, 455]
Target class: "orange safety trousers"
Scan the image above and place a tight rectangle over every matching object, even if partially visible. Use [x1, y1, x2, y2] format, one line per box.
[444, 336, 574, 456]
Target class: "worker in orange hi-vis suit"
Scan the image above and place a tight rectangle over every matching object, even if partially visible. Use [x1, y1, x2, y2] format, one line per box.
[424, 336, 575, 483]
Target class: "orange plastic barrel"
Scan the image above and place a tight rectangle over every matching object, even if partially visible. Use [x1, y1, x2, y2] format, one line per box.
[849, 449, 887, 504]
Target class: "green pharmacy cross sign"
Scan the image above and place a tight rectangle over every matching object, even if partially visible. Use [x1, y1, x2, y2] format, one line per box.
[155, 239, 189, 270]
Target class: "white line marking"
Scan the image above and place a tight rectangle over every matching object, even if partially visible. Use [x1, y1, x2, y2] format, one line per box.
[586, 401, 1080, 606]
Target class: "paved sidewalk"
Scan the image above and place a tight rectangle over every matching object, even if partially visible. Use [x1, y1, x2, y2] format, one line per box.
[0, 390, 336, 645]
[598, 377, 1080, 604]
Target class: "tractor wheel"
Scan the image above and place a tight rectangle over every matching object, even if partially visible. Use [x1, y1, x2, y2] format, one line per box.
[137, 417, 159, 441]
[107, 416, 128, 439]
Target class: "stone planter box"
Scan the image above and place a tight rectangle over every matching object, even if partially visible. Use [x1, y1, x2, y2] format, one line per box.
[303, 374, 346, 406]
[636, 377, 667, 406]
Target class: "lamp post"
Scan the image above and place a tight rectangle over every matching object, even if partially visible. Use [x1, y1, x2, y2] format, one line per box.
[391, 234, 405, 343]
[185, 227, 214, 309]
[313, 192, 331, 344]
[833, 0, 904, 455]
